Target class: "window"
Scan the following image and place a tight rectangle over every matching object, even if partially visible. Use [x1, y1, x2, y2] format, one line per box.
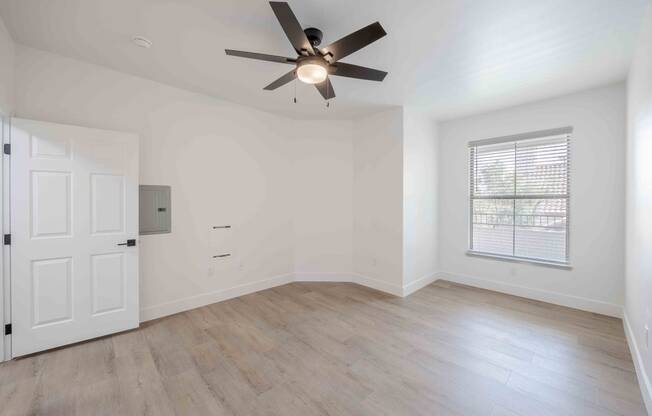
[468, 127, 571, 265]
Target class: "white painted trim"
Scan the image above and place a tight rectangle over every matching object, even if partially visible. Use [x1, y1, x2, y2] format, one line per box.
[137, 268, 622, 329]
[402, 273, 438, 296]
[140, 273, 294, 322]
[623, 311, 652, 415]
[351, 273, 404, 297]
[437, 271, 623, 318]
[140, 272, 408, 323]
[0, 115, 4, 362]
[1, 114, 9, 362]
[293, 271, 429, 297]
[295, 272, 405, 296]
[293, 272, 356, 283]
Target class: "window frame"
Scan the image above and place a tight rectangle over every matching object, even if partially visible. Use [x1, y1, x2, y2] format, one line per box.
[467, 126, 572, 268]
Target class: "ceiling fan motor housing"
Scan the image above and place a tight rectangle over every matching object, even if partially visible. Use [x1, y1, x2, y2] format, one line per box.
[304, 27, 323, 47]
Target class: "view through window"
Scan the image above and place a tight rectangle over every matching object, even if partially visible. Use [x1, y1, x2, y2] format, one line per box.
[468, 127, 571, 264]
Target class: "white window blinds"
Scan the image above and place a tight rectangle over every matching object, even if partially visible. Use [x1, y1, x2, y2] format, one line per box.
[469, 127, 571, 265]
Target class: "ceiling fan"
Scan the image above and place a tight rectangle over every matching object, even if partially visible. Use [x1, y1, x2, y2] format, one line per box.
[225, 1, 387, 100]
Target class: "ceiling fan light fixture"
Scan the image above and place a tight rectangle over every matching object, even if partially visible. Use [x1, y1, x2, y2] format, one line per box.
[296, 59, 328, 84]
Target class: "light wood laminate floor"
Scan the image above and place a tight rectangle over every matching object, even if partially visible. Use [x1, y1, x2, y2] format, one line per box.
[0, 280, 647, 416]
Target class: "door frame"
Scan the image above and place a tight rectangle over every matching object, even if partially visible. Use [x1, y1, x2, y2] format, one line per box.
[1, 113, 9, 362]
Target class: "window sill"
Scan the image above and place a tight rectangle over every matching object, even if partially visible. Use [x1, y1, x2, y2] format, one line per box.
[466, 251, 572, 270]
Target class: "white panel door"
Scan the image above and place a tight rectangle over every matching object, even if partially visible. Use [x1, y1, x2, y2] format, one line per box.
[11, 118, 139, 357]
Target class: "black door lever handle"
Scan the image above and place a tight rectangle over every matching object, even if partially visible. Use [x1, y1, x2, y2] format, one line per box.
[117, 239, 136, 247]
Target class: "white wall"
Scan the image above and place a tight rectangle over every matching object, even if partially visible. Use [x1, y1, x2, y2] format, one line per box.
[403, 108, 438, 292]
[625, 4, 652, 410]
[292, 120, 353, 279]
[13, 45, 356, 320]
[438, 83, 626, 316]
[352, 108, 404, 294]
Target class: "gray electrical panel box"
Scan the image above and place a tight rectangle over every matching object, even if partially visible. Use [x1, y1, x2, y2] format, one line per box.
[139, 185, 171, 235]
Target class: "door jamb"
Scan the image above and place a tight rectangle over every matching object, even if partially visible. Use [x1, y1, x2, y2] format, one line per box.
[1, 114, 10, 362]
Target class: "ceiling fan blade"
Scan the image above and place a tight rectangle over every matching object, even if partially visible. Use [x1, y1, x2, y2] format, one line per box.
[330, 62, 387, 81]
[269, 2, 314, 55]
[225, 49, 296, 64]
[263, 70, 296, 90]
[320, 22, 386, 62]
[314, 77, 336, 100]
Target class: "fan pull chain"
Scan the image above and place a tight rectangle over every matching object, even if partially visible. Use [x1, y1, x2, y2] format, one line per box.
[326, 79, 331, 108]
[293, 74, 297, 104]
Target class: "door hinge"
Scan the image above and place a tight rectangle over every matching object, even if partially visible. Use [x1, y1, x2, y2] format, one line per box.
[3, 144, 9, 155]
[4, 324, 11, 336]
[3, 234, 10, 245]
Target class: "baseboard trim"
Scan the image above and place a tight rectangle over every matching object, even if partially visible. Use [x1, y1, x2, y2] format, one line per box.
[140, 272, 406, 322]
[140, 270, 622, 323]
[351, 273, 404, 297]
[140, 273, 294, 322]
[623, 311, 652, 414]
[402, 273, 439, 296]
[438, 271, 623, 318]
[293, 272, 356, 283]
[295, 271, 426, 297]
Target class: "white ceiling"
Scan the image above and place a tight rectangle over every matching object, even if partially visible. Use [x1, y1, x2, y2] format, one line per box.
[0, 0, 648, 120]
